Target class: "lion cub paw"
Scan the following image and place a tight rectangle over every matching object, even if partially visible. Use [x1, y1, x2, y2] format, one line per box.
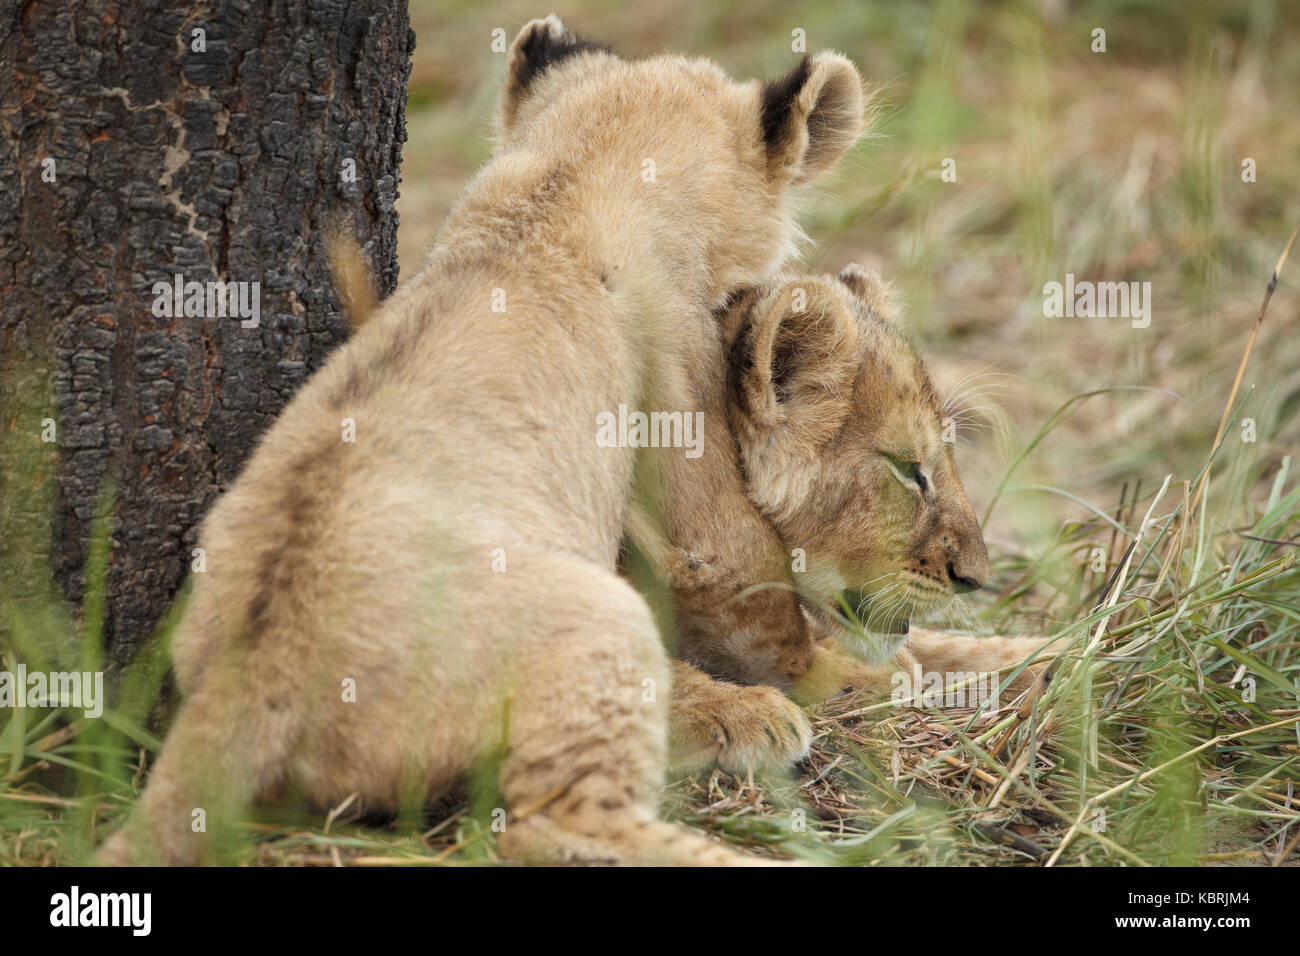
[670, 682, 812, 774]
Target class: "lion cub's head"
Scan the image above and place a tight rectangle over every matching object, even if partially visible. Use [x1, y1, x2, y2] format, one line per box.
[723, 265, 989, 660]
[496, 16, 871, 300]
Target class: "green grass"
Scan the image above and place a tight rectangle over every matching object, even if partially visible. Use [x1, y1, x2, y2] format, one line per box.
[2, 351, 1297, 866]
[2, 441, 1298, 867]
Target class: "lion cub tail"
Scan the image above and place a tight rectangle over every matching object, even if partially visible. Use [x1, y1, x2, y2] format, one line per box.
[325, 226, 377, 330]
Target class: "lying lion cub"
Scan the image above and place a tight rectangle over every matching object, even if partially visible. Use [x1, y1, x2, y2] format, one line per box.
[634, 266, 1058, 772]
[97, 17, 868, 865]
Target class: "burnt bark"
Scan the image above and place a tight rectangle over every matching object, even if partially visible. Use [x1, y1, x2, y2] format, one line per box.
[0, 0, 413, 666]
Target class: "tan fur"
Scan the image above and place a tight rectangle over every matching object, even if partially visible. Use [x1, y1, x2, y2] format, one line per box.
[96, 17, 867, 866]
[634, 266, 1059, 771]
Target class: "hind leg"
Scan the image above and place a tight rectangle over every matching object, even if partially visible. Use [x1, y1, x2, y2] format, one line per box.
[97, 662, 299, 865]
[491, 553, 774, 865]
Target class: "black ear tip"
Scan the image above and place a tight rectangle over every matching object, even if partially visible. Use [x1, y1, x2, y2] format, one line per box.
[837, 263, 873, 297]
[511, 17, 608, 92]
[521, 14, 571, 44]
[760, 56, 812, 147]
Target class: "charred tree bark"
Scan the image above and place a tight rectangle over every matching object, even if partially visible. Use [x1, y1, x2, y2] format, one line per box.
[0, 0, 413, 666]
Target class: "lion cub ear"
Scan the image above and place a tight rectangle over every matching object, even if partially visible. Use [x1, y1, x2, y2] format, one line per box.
[761, 53, 866, 185]
[730, 281, 860, 454]
[837, 262, 900, 324]
[500, 16, 607, 136]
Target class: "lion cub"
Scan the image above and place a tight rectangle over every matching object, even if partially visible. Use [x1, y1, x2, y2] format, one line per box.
[97, 17, 868, 865]
[648, 266, 1057, 772]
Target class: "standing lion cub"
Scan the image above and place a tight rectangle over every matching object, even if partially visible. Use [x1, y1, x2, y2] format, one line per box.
[98, 17, 868, 865]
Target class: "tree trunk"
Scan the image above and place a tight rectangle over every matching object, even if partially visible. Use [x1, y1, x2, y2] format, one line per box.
[0, 0, 413, 667]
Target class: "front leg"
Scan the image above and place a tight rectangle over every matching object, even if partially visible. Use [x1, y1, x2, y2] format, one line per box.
[664, 549, 815, 690]
[626, 359, 816, 691]
[798, 620, 1061, 705]
[902, 627, 1062, 697]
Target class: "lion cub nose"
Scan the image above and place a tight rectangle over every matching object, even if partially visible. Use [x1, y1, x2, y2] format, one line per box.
[947, 562, 984, 594]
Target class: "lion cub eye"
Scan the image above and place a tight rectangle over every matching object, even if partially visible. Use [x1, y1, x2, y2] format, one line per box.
[883, 453, 928, 494]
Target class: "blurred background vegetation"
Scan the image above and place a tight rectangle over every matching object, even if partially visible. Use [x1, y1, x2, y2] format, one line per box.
[400, 0, 1299, 553]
